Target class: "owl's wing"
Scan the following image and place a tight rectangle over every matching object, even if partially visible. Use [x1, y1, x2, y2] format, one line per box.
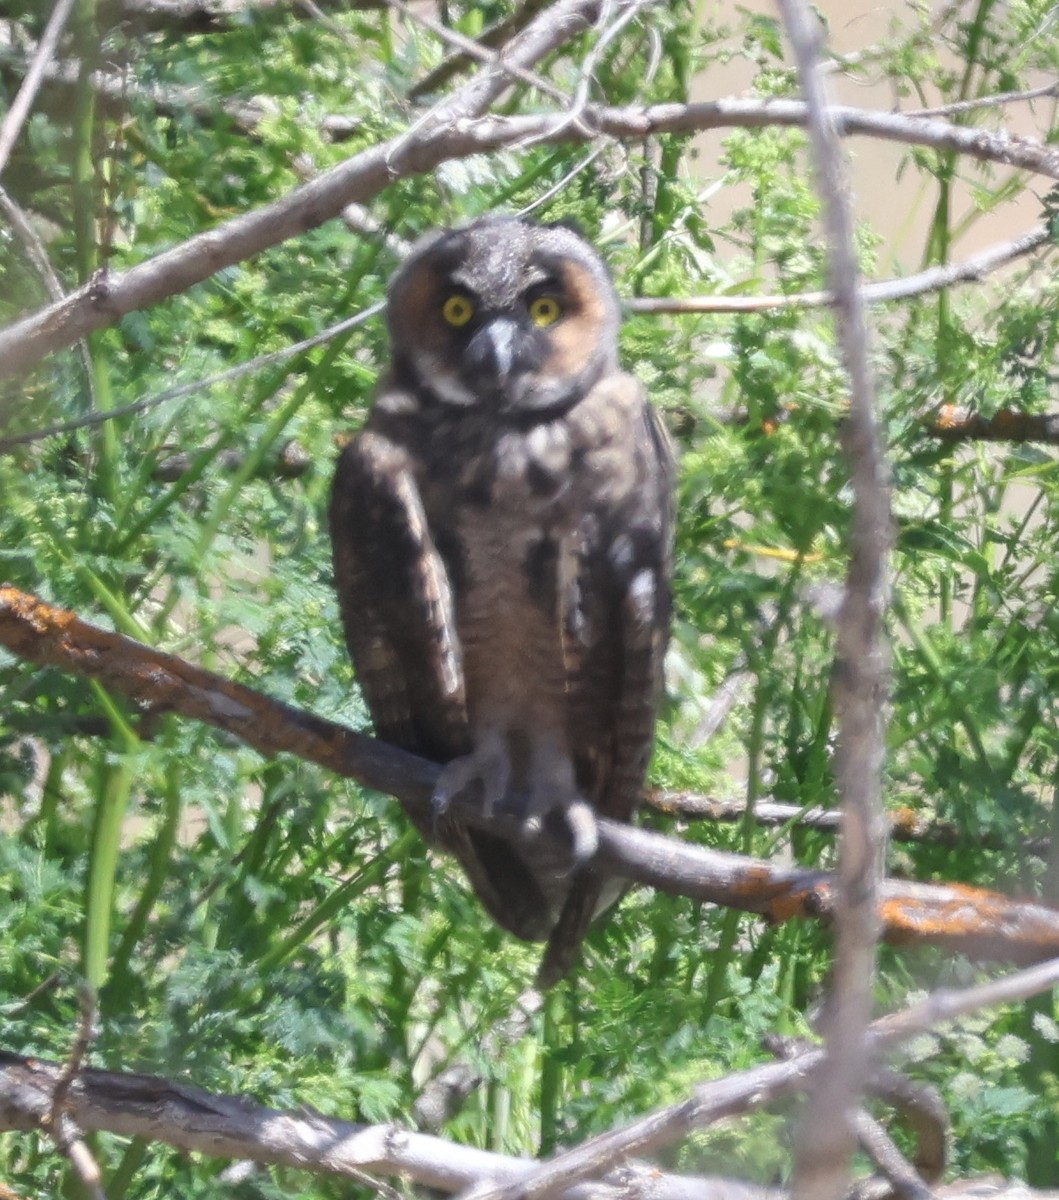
[537, 382, 676, 988]
[330, 418, 565, 940]
[330, 425, 469, 764]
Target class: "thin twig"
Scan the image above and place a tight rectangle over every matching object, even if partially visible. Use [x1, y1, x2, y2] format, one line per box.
[628, 226, 1052, 314]
[645, 790, 1051, 856]
[0, 0, 77, 180]
[0, 303, 384, 453]
[0, 186, 65, 303]
[903, 79, 1059, 118]
[408, 0, 549, 100]
[388, 0, 569, 104]
[44, 985, 108, 1200]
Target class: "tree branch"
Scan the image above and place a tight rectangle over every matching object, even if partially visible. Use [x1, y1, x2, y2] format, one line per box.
[6, 958, 1059, 1199]
[628, 226, 1052, 314]
[0, 1050, 740, 1199]
[775, 1, 891, 1195]
[3, 92, 1059, 379]
[926, 405, 1059, 444]
[453, 956, 1059, 1200]
[645, 790, 1051, 857]
[4, 584, 1059, 964]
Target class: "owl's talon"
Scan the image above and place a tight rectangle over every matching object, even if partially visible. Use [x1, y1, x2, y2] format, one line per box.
[432, 741, 511, 836]
[564, 801, 598, 865]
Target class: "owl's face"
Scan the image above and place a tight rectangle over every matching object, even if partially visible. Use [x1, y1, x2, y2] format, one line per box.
[386, 216, 622, 417]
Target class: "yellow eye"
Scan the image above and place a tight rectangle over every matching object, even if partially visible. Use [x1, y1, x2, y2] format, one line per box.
[442, 294, 475, 327]
[528, 296, 562, 327]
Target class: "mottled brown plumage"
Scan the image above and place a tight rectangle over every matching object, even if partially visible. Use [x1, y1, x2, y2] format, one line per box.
[329, 216, 674, 985]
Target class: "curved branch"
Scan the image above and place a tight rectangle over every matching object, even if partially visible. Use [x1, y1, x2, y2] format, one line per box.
[4, 584, 1059, 964]
[3, 93, 1058, 379]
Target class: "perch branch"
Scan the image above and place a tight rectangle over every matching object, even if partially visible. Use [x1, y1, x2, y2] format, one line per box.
[3, 93, 1059, 378]
[4, 585, 1059, 964]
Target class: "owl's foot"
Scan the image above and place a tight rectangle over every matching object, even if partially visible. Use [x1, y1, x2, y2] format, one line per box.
[524, 798, 598, 869]
[431, 733, 511, 836]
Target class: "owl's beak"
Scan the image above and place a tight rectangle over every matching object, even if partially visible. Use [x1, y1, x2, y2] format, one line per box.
[469, 317, 519, 388]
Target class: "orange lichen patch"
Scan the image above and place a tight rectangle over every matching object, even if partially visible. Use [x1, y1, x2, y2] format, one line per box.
[888, 806, 921, 832]
[930, 403, 966, 431]
[878, 880, 1059, 961]
[765, 880, 831, 925]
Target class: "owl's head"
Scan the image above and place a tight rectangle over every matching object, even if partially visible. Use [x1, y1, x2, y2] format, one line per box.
[386, 216, 621, 417]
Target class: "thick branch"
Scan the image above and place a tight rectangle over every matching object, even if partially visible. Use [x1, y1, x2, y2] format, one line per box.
[926, 405, 1059, 444]
[4, 584, 1059, 964]
[0, 1051, 711, 1199]
[7, 959, 1059, 1200]
[3, 95, 1059, 378]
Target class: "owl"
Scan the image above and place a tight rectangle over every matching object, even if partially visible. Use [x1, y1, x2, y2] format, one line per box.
[329, 215, 674, 986]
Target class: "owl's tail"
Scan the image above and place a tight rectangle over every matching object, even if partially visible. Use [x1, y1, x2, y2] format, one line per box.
[534, 874, 606, 989]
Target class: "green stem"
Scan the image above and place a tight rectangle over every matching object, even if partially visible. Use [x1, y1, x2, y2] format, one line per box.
[83, 683, 139, 990]
[108, 753, 182, 993]
[257, 829, 414, 972]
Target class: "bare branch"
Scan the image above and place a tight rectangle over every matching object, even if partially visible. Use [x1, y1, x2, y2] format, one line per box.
[645, 790, 1051, 856]
[8, 959, 1053, 1200]
[4, 585, 1059, 965]
[452, 958, 1057, 1200]
[774, 2, 892, 1196]
[3, 93, 1059, 379]
[903, 79, 1059, 118]
[0, 1050, 733, 1199]
[408, 0, 549, 100]
[387, 0, 569, 104]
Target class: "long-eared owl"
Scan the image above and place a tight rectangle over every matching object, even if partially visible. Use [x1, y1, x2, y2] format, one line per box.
[330, 215, 674, 986]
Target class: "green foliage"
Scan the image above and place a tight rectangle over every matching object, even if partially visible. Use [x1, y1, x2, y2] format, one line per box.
[3, 0, 1059, 1194]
